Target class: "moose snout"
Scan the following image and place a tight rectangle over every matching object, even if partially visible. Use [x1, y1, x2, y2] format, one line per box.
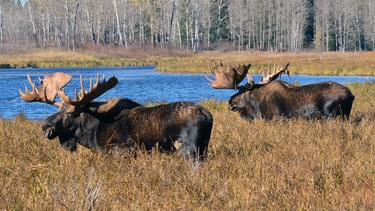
[228, 100, 238, 111]
[42, 126, 57, 139]
[42, 120, 57, 140]
[44, 128, 57, 139]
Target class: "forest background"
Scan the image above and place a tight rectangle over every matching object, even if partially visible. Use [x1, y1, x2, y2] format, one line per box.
[0, 0, 374, 53]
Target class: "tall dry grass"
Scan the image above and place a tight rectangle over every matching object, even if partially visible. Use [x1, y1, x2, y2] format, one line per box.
[0, 82, 374, 210]
[156, 51, 375, 75]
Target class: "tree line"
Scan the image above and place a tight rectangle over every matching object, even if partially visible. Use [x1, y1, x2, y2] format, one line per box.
[0, 0, 374, 52]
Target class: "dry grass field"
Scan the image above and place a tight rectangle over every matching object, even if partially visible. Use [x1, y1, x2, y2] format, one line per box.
[0, 48, 375, 75]
[0, 82, 374, 210]
[156, 51, 375, 76]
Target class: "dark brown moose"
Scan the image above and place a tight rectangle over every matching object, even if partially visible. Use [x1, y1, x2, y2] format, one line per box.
[206, 62, 355, 120]
[20, 72, 213, 160]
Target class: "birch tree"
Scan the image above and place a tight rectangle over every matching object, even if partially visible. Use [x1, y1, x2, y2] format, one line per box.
[112, 0, 123, 46]
[0, 0, 374, 52]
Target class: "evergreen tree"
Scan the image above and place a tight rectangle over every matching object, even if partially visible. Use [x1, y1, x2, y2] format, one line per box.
[209, 0, 230, 46]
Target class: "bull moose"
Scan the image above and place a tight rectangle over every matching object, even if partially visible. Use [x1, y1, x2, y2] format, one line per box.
[206, 62, 355, 120]
[19, 72, 213, 160]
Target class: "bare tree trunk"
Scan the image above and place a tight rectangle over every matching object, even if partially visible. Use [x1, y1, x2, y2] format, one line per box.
[46, 9, 51, 44]
[193, 0, 199, 51]
[72, 0, 80, 50]
[169, 0, 176, 46]
[207, 0, 211, 49]
[185, 2, 189, 50]
[84, 0, 96, 44]
[0, 3, 3, 45]
[324, 0, 330, 51]
[370, 0, 375, 50]
[42, 12, 46, 47]
[139, 4, 145, 47]
[177, 13, 182, 50]
[28, 0, 38, 46]
[267, 1, 272, 51]
[112, 0, 123, 46]
[122, 0, 128, 47]
[64, 1, 70, 49]
[215, 0, 229, 45]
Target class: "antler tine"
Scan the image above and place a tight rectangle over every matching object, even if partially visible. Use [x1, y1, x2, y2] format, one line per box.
[20, 72, 72, 107]
[95, 73, 100, 88]
[205, 75, 215, 84]
[243, 72, 257, 89]
[246, 73, 254, 84]
[38, 76, 43, 84]
[205, 62, 251, 89]
[261, 65, 266, 80]
[74, 89, 78, 101]
[205, 61, 219, 84]
[20, 73, 46, 101]
[89, 76, 93, 92]
[26, 74, 34, 87]
[258, 62, 290, 84]
[58, 74, 118, 106]
[79, 75, 85, 100]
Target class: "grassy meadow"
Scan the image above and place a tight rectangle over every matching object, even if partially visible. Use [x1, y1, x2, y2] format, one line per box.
[1, 48, 375, 75]
[0, 81, 374, 209]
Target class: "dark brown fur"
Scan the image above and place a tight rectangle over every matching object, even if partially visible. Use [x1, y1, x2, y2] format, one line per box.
[229, 80, 355, 120]
[42, 98, 213, 160]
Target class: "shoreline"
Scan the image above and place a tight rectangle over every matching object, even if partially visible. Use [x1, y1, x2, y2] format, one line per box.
[0, 49, 374, 76]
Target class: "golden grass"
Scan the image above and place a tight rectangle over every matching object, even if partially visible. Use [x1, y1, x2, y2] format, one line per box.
[1, 82, 374, 209]
[0, 48, 158, 68]
[0, 48, 374, 75]
[156, 51, 375, 76]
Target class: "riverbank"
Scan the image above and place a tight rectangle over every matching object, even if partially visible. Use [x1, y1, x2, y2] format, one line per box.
[0, 48, 374, 76]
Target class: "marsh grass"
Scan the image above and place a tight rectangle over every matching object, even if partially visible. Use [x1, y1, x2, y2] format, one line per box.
[1, 82, 374, 210]
[155, 51, 375, 75]
[0, 48, 374, 76]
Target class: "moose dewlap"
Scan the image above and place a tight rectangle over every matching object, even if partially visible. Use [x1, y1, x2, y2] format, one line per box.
[20, 72, 213, 160]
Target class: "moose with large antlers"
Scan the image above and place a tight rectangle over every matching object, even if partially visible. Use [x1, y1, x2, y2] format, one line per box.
[20, 72, 213, 160]
[206, 62, 355, 120]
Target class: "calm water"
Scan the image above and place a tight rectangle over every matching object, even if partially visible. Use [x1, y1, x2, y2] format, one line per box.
[1, 66, 374, 119]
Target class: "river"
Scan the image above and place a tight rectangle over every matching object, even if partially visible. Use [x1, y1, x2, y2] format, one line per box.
[1, 66, 374, 119]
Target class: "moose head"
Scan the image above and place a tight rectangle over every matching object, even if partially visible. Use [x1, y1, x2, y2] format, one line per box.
[20, 73, 119, 151]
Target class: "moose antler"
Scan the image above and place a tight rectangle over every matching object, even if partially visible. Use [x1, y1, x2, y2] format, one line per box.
[206, 61, 251, 89]
[206, 62, 290, 91]
[58, 74, 118, 106]
[259, 62, 290, 85]
[19, 72, 72, 107]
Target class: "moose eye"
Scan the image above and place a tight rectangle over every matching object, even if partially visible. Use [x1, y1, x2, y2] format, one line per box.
[66, 112, 76, 118]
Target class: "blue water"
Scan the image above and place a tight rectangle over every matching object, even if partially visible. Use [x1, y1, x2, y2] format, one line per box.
[1, 66, 374, 119]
